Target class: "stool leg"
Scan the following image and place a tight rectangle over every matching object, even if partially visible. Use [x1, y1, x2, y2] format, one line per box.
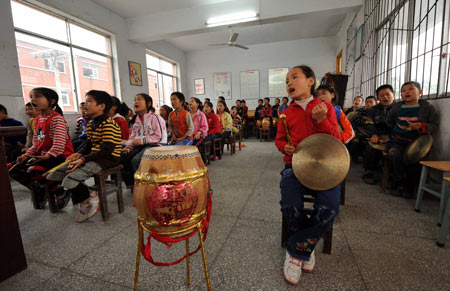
[340, 179, 346, 206]
[322, 225, 333, 255]
[185, 239, 190, 285]
[415, 165, 428, 212]
[439, 172, 450, 225]
[437, 182, 450, 247]
[95, 175, 108, 221]
[115, 173, 124, 213]
[197, 223, 211, 291]
[134, 224, 143, 291]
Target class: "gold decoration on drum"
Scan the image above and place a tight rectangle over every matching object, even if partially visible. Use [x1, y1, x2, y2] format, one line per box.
[292, 134, 350, 191]
[134, 168, 208, 185]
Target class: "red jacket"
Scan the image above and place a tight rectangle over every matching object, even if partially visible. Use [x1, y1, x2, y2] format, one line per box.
[206, 112, 221, 135]
[275, 98, 340, 164]
[261, 105, 273, 118]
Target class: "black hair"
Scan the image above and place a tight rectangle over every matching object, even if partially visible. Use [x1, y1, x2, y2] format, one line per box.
[80, 102, 86, 105]
[218, 100, 226, 106]
[241, 99, 246, 103]
[160, 105, 173, 117]
[204, 98, 210, 102]
[275, 98, 280, 102]
[236, 99, 241, 103]
[282, 97, 289, 101]
[365, 95, 376, 102]
[258, 99, 263, 103]
[86, 90, 113, 114]
[204, 101, 214, 111]
[110, 96, 122, 115]
[0, 104, 7, 114]
[136, 93, 154, 112]
[218, 96, 225, 101]
[292, 65, 316, 96]
[376, 84, 394, 97]
[30, 87, 63, 115]
[25, 102, 32, 107]
[171, 91, 185, 104]
[190, 97, 203, 111]
[264, 97, 270, 102]
[119, 102, 131, 117]
[231, 106, 237, 110]
[316, 84, 339, 99]
[401, 81, 422, 91]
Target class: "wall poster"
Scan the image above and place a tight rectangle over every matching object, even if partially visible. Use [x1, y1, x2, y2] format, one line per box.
[128, 61, 142, 86]
[213, 72, 232, 100]
[268, 68, 289, 97]
[240, 70, 260, 99]
[194, 78, 205, 95]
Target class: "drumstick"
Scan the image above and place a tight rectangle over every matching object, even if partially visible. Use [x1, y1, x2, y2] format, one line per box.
[44, 160, 71, 176]
[279, 114, 292, 145]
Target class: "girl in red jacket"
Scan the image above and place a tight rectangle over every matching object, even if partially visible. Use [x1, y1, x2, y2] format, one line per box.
[275, 66, 340, 285]
[10, 87, 73, 209]
[109, 96, 130, 141]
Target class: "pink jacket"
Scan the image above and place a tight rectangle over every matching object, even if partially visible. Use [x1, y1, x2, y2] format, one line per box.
[191, 110, 209, 138]
[126, 112, 163, 147]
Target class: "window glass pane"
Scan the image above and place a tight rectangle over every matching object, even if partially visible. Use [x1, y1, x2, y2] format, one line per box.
[161, 59, 174, 75]
[146, 54, 160, 71]
[147, 69, 160, 107]
[11, 1, 68, 42]
[69, 23, 110, 55]
[73, 48, 114, 100]
[162, 74, 175, 106]
[15, 32, 77, 111]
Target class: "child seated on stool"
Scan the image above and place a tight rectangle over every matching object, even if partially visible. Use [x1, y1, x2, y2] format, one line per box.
[168, 92, 194, 145]
[47, 90, 122, 222]
[230, 106, 242, 135]
[109, 96, 129, 141]
[11, 88, 73, 209]
[386, 81, 439, 198]
[121, 94, 164, 187]
[72, 102, 89, 152]
[189, 97, 208, 146]
[22, 102, 39, 153]
[217, 101, 233, 152]
[275, 65, 340, 285]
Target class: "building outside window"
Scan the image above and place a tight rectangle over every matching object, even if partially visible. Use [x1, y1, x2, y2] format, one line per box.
[146, 53, 178, 108]
[11, 0, 115, 112]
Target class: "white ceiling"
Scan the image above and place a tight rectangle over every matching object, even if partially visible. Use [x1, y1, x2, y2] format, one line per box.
[92, 0, 232, 18]
[166, 11, 347, 51]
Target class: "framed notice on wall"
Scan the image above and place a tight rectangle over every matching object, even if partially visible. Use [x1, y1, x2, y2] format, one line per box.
[128, 61, 142, 86]
[194, 78, 205, 95]
[268, 68, 289, 97]
[240, 70, 259, 99]
[213, 72, 232, 100]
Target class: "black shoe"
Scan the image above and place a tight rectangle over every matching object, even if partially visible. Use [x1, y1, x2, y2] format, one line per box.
[56, 190, 71, 210]
[33, 185, 48, 209]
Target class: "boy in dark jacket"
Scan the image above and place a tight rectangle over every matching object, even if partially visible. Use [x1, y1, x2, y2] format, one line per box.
[386, 81, 439, 198]
[0, 104, 26, 162]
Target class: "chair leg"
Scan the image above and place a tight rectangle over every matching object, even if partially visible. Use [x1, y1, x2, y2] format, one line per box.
[95, 175, 108, 221]
[134, 224, 143, 291]
[415, 165, 428, 212]
[437, 182, 450, 247]
[322, 225, 333, 255]
[197, 223, 211, 291]
[439, 172, 450, 225]
[340, 179, 346, 206]
[115, 173, 124, 213]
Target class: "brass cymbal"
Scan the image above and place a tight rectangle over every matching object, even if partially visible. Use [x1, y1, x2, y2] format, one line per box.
[368, 134, 390, 151]
[404, 134, 433, 165]
[292, 134, 350, 191]
[346, 111, 358, 122]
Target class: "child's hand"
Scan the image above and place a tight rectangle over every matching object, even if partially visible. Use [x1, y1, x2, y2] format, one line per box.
[284, 144, 295, 155]
[16, 154, 28, 163]
[66, 159, 83, 174]
[21, 147, 29, 153]
[407, 121, 422, 130]
[122, 147, 132, 154]
[131, 139, 142, 146]
[370, 135, 379, 143]
[312, 103, 328, 123]
[66, 153, 82, 162]
[194, 132, 201, 140]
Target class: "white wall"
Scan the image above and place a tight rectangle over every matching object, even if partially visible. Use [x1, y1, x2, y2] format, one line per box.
[185, 37, 337, 108]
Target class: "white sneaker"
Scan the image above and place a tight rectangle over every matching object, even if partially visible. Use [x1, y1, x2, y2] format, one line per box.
[89, 191, 99, 207]
[302, 250, 315, 273]
[75, 202, 99, 223]
[283, 250, 302, 285]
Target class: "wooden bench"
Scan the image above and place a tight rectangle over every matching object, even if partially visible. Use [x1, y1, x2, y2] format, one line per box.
[91, 165, 124, 221]
[223, 135, 236, 155]
[415, 161, 450, 226]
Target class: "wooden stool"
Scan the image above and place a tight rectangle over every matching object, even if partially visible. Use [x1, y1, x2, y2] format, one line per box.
[281, 193, 333, 254]
[234, 129, 243, 151]
[259, 128, 271, 142]
[200, 141, 211, 165]
[380, 151, 389, 193]
[224, 135, 236, 155]
[437, 177, 450, 247]
[415, 161, 450, 226]
[91, 165, 124, 221]
[212, 138, 222, 160]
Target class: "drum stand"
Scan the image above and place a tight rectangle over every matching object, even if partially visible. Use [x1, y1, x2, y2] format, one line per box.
[133, 219, 211, 291]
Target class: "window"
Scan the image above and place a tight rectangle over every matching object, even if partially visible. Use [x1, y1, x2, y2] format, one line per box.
[146, 53, 178, 108]
[11, 0, 115, 112]
[82, 62, 99, 79]
[348, 0, 450, 101]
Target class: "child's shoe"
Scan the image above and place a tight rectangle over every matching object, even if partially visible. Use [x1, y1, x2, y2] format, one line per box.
[90, 190, 99, 207]
[301, 250, 315, 273]
[283, 250, 302, 285]
[75, 201, 99, 223]
[56, 190, 71, 210]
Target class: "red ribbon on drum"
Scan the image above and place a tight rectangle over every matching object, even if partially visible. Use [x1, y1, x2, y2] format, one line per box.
[138, 190, 212, 266]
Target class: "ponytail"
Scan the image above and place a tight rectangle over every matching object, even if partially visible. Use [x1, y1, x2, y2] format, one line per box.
[54, 104, 63, 115]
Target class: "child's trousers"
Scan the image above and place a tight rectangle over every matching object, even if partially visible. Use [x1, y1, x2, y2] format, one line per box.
[280, 164, 340, 261]
[47, 161, 102, 204]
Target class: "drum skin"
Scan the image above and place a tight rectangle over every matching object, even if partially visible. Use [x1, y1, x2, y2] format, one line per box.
[134, 146, 210, 237]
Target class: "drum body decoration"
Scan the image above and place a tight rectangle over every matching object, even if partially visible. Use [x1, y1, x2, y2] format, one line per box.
[256, 120, 262, 128]
[134, 145, 210, 238]
[262, 118, 271, 130]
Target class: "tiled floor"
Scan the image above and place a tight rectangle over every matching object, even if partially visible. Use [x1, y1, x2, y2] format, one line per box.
[1, 139, 449, 290]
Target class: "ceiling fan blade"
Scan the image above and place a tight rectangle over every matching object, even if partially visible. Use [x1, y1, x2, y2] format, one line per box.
[233, 43, 249, 50]
[208, 43, 228, 46]
[229, 32, 239, 43]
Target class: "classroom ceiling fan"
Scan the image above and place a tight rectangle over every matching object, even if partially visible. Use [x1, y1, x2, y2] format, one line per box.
[208, 30, 249, 50]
